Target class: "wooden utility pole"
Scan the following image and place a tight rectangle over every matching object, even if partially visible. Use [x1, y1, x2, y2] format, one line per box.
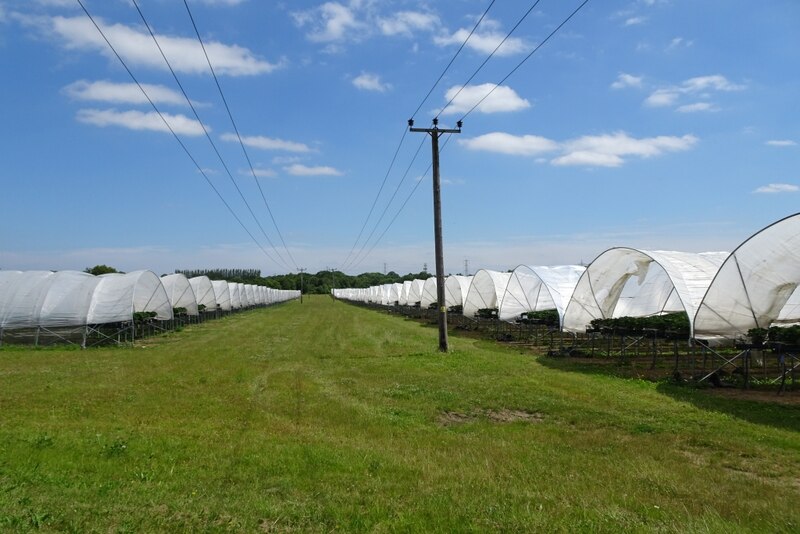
[409, 117, 461, 352]
[298, 268, 306, 303]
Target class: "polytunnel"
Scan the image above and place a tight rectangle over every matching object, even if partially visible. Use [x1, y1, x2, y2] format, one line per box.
[463, 270, 512, 318]
[694, 213, 800, 339]
[211, 280, 232, 311]
[444, 275, 472, 308]
[420, 278, 438, 308]
[230, 283, 242, 309]
[562, 248, 728, 336]
[0, 270, 171, 335]
[407, 279, 426, 306]
[499, 265, 586, 327]
[380, 284, 393, 305]
[389, 283, 403, 305]
[189, 276, 217, 312]
[399, 281, 413, 305]
[88, 271, 173, 324]
[245, 284, 256, 307]
[161, 274, 199, 316]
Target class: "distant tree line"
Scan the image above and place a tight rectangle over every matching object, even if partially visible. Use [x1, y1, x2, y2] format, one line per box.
[175, 268, 434, 295]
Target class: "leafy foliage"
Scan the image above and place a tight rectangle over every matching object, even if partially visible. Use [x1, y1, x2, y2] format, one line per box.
[175, 268, 433, 295]
[748, 325, 800, 347]
[84, 265, 120, 276]
[518, 309, 560, 326]
[589, 312, 690, 337]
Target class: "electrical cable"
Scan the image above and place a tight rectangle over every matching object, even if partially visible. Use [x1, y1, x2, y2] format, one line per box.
[338, 1, 495, 271]
[75, 0, 284, 269]
[342, 135, 427, 271]
[459, 0, 591, 122]
[436, 0, 543, 120]
[130, 0, 292, 271]
[181, 0, 298, 271]
[349, 135, 454, 271]
[410, 0, 496, 120]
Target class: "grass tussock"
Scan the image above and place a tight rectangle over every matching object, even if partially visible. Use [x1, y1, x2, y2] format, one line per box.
[1, 295, 799, 532]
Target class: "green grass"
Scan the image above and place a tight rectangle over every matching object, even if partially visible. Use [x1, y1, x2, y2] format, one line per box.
[1, 295, 799, 532]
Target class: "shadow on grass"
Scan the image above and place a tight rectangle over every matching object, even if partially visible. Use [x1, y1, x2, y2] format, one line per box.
[537, 355, 800, 433]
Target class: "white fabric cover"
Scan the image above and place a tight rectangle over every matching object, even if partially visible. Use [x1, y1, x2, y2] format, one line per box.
[230, 283, 242, 309]
[399, 281, 413, 305]
[562, 248, 728, 335]
[499, 265, 586, 327]
[211, 280, 232, 311]
[244, 284, 256, 307]
[39, 271, 102, 327]
[407, 279, 426, 305]
[88, 271, 173, 324]
[0, 271, 61, 329]
[463, 270, 512, 318]
[695, 213, 800, 338]
[161, 274, 199, 316]
[189, 276, 217, 311]
[389, 283, 403, 304]
[444, 275, 472, 308]
[420, 278, 438, 308]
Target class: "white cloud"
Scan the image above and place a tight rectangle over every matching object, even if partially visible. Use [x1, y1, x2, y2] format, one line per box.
[292, 2, 363, 43]
[644, 88, 679, 107]
[378, 11, 438, 36]
[222, 133, 312, 153]
[352, 72, 391, 92]
[434, 23, 527, 56]
[284, 164, 343, 176]
[63, 80, 187, 107]
[272, 155, 302, 165]
[554, 132, 698, 167]
[766, 140, 797, 147]
[666, 36, 693, 50]
[459, 132, 558, 156]
[682, 75, 745, 93]
[624, 16, 646, 26]
[611, 73, 643, 89]
[753, 183, 798, 194]
[76, 108, 206, 136]
[676, 102, 718, 113]
[44, 15, 280, 76]
[440, 83, 530, 116]
[460, 130, 698, 168]
[645, 74, 744, 109]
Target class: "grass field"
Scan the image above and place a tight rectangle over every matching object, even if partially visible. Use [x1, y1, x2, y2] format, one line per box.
[1, 295, 799, 532]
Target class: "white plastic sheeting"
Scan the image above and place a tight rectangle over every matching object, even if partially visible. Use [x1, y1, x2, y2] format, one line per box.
[161, 274, 199, 316]
[389, 283, 403, 305]
[89, 271, 173, 324]
[444, 275, 472, 308]
[499, 265, 586, 327]
[398, 281, 412, 305]
[463, 270, 512, 318]
[0, 270, 174, 329]
[563, 249, 728, 336]
[420, 278, 438, 308]
[407, 279, 426, 306]
[694, 213, 800, 338]
[189, 276, 217, 311]
[211, 280, 232, 311]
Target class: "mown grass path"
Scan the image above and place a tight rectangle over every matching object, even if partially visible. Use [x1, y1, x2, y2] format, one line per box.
[1, 295, 799, 532]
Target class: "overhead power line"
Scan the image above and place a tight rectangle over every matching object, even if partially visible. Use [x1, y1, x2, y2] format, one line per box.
[347, 0, 593, 270]
[130, 0, 292, 271]
[338, 1, 495, 272]
[410, 0, 497, 120]
[436, 0, 543, 120]
[181, 0, 298, 271]
[460, 0, 592, 122]
[75, 0, 284, 269]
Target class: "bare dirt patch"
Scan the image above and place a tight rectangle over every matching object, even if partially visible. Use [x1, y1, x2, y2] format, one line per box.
[704, 388, 800, 406]
[439, 409, 544, 426]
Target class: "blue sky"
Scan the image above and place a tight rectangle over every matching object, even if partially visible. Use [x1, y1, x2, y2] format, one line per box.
[1, 0, 798, 276]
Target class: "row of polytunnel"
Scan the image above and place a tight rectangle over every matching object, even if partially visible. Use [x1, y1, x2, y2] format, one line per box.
[333, 213, 800, 343]
[0, 270, 300, 332]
